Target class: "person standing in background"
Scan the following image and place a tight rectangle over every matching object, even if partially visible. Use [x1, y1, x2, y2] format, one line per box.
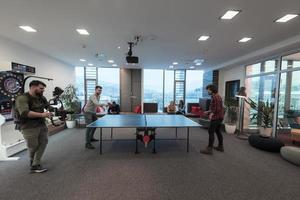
[237, 86, 247, 97]
[176, 100, 186, 115]
[200, 84, 224, 155]
[167, 101, 176, 114]
[108, 101, 120, 114]
[84, 86, 106, 149]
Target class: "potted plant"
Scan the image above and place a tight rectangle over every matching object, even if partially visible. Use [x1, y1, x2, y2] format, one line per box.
[224, 98, 239, 134]
[256, 101, 274, 137]
[60, 84, 81, 128]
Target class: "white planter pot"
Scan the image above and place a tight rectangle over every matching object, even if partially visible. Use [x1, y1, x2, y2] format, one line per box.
[259, 127, 272, 137]
[225, 123, 236, 134]
[66, 120, 76, 129]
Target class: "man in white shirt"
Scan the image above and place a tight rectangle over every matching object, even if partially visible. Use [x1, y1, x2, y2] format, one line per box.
[84, 86, 105, 149]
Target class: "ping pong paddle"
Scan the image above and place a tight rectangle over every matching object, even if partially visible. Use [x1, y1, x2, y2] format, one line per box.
[143, 135, 150, 147]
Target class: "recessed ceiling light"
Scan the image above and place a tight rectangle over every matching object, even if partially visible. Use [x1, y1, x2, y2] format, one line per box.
[238, 37, 252, 43]
[190, 66, 195, 69]
[108, 60, 114, 63]
[88, 63, 93, 66]
[173, 62, 178, 65]
[275, 14, 298, 23]
[80, 59, 86, 62]
[198, 35, 210, 41]
[76, 29, 89, 35]
[117, 46, 121, 49]
[169, 65, 174, 69]
[19, 26, 37, 32]
[112, 64, 118, 67]
[194, 59, 204, 65]
[220, 10, 240, 20]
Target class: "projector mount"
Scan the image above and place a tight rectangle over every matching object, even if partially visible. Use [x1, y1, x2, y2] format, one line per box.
[127, 42, 134, 57]
[127, 35, 141, 56]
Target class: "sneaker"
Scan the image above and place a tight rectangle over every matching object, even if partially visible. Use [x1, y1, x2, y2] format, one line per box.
[91, 138, 99, 142]
[85, 143, 95, 149]
[30, 165, 48, 173]
[200, 147, 213, 155]
[213, 146, 224, 152]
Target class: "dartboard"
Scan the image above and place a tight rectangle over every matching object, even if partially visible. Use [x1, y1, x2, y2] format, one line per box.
[0, 72, 23, 100]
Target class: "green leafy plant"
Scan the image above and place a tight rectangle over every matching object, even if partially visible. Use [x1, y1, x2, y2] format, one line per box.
[60, 84, 81, 120]
[251, 101, 274, 128]
[258, 101, 274, 128]
[224, 98, 239, 124]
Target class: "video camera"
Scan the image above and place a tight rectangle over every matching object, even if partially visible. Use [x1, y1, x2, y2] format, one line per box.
[48, 87, 74, 125]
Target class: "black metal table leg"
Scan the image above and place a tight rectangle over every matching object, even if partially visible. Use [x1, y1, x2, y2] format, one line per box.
[176, 127, 178, 138]
[100, 128, 103, 154]
[187, 127, 189, 152]
[111, 128, 113, 139]
[153, 130, 156, 154]
[135, 129, 139, 154]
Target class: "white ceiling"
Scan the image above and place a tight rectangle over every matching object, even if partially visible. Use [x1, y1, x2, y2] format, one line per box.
[0, 0, 300, 70]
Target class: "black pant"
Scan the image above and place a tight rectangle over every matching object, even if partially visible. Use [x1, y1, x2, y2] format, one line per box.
[84, 112, 97, 144]
[208, 119, 223, 147]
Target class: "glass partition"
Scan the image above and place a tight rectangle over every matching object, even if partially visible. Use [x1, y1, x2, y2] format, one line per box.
[164, 70, 174, 108]
[143, 69, 164, 112]
[98, 68, 120, 103]
[277, 52, 300, 144]
[186, 70, 203, 103]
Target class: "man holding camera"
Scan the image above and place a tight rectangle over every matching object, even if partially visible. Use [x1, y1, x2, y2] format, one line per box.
[16, 80, 52, 173]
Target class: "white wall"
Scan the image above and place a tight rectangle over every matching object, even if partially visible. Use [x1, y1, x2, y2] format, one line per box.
[0, 35, 75, 146]
[218, 65, 245, 98]
[0, 35, 75, 99]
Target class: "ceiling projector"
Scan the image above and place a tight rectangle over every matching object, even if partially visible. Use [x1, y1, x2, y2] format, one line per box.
[126, 42, 139, 64]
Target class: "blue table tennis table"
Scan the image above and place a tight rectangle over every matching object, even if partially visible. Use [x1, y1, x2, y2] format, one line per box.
[87, 114, 201, 154]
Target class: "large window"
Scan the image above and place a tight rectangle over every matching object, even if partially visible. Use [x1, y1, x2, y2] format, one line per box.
[202, 70, 213, 97]
[76, 67, 209, 113]
[246, 63, 261, 75]
[75, 67, 120, 106]
[243, 54, 300, 141]
[244, 60, 277, 128]
[186, 70, 203, 103]
[174, 70, 185, 103]
[97, 68, 120, 103]
[75, 66, 85, 107]
[143, 69, 206, 112]
[281, 52, 300, 70]
[85, 67, 97, 100]
[164, 70, 174, 107]
[246, 60, 277, 76]
[143, 69, 164, 111]
[277, 52, 300, 138]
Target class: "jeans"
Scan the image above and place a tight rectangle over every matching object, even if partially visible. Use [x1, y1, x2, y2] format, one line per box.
[84, 112, 97, 144]
[208, 119, 223, 147]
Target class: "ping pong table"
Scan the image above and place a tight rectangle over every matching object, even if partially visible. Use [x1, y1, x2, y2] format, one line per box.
[87, 114, 201, 154]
